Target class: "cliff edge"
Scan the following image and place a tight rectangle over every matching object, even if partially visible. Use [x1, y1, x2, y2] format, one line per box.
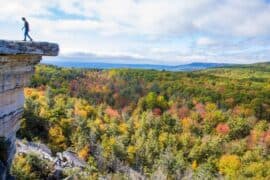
[0, 40, 59, 179]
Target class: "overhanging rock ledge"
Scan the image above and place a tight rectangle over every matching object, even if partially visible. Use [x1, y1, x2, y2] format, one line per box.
[0, 40, 59, 180]
[0, 40, 59, 56]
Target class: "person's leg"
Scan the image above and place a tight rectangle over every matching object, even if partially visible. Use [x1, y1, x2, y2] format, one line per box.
[26, 32, 33, 41]
[27, 34, 33, 41]
[24, 31, 27, 41]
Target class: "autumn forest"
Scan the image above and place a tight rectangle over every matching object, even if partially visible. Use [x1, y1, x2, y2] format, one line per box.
[12, 63, 270, 179]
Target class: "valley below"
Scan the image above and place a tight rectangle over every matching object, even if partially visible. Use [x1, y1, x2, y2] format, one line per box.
[12, 62, 270, 179]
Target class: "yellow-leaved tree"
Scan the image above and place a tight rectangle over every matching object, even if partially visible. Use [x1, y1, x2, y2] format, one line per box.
[49, 126, 67, 152]
[78, 145, 90, 161]
[218, 155, 241, 177]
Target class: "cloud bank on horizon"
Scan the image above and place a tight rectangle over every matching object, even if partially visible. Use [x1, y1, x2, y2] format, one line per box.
[0, 0, 270, 65]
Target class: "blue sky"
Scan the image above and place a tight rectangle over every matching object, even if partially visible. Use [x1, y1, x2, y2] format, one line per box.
[0, 0, 270, 65]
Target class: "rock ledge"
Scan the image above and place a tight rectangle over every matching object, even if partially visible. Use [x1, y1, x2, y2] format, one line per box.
[0, 39, 59, 180]
[0, 40, 59, 56]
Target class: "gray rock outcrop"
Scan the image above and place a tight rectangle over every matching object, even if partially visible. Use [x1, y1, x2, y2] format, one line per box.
[0, 40, 59, 56]
[0, 40, 59, 179]
[16, 140, 86, 169]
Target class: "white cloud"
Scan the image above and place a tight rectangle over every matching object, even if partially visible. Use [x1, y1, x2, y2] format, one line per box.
[1, 0, 270, 37]
[193, 0, 270, 37]
[196, 37, 217, 46]
[0, 0, 270, 64]
[50, 0, 270, 37]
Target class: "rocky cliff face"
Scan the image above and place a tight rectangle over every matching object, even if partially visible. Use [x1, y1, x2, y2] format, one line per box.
[0, 40, 59, 179]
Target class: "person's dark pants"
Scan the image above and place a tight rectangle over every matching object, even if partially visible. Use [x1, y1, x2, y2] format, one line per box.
[24, 30, 33, 41]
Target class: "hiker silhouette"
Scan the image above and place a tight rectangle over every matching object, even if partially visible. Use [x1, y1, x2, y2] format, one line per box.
[22, 17, 33, 41]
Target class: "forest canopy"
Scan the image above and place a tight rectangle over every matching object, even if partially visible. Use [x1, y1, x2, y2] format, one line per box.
[14, 63, 270, 179]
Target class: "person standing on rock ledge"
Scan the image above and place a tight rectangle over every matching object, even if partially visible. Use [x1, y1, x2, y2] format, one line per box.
[21, 17, 33, 42]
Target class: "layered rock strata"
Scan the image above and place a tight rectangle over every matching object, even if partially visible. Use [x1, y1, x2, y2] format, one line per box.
[0, 40, 59, 179]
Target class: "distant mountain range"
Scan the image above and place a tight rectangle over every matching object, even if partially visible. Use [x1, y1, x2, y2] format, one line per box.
[169, 62, 232, 71]
[42, 59, 234, 71]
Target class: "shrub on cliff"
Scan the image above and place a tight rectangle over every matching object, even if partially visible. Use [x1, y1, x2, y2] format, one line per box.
[11, 153, 54, 179]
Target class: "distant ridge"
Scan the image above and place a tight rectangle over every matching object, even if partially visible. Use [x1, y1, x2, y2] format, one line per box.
[170, 62, 233, 71]
[223, 61, 270, 71]
[42, 59, 234, 71]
